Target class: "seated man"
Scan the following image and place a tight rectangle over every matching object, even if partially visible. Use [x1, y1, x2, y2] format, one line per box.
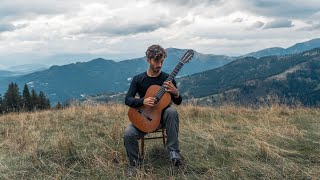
[124, 44, 182, 168]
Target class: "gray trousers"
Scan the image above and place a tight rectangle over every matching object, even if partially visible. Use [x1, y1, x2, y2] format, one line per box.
[123, 106, 180, 166]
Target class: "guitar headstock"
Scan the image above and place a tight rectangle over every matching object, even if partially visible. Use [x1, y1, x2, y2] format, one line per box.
[180, 49, 194, 64]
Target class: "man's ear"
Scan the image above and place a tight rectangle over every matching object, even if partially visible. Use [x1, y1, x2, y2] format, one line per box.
[147, 58, 151, 63]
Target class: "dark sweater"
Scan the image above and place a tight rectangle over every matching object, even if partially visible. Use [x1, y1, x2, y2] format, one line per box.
[125, 71, 182, 108]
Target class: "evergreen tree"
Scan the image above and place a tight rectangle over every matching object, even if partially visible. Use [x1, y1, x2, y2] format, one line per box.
[46, 98, 51, 109]
[55, 101, 62, 109]
[22, 84, 32, 111]
[31, 89, 39, 111]
[38, 91, 50, 110]
[4, 82, 22, 112]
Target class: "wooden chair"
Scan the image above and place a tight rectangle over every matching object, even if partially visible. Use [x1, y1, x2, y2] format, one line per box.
[140, 128, 167, 159]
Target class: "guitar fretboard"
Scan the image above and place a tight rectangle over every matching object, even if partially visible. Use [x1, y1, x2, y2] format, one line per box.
[166, 61, 184, 82]
[155, 61, 185, 100]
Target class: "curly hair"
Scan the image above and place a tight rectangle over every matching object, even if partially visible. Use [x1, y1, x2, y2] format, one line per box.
[145, 45, 167, 61]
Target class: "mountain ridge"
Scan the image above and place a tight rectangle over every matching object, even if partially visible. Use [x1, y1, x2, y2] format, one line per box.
[0, 48, 234, 104]
[179, 48, 320, 106]
[243, 38, 320, 58]
[2, 38, 320, 105]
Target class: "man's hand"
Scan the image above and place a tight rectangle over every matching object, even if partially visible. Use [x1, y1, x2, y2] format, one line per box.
[143, 97, 157, 107]
[163, 81, 179, 97]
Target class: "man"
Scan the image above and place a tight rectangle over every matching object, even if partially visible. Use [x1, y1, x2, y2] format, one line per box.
[124, 44, 182, 168]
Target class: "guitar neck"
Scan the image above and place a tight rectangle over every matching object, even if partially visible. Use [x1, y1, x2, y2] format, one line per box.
[154, 49, 193, 101]
[165, 61, 184, 82]
[155, 61, 184, 100]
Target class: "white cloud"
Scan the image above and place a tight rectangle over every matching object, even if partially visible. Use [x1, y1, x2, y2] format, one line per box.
[0, 22, 15, 32]
[241, 0, 320, 19]
[0, 0, 319, 67]
[248, 21, 265, 29]
[263, 19, 294, 29]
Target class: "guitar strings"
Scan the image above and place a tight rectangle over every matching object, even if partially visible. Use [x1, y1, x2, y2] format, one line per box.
[155, 62, 184, 100]
[154, 52, 193, 100]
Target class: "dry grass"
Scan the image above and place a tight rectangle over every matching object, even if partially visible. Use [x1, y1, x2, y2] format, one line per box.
[0, 104, 319, 179]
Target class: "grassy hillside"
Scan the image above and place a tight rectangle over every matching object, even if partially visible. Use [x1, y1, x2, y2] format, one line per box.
[179, 48, 320, 107]
[0, 104, 319, 179]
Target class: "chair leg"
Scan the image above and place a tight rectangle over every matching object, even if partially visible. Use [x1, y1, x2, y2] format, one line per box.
[162, 128, 166, 147]
[140, 129, 166, 159]
[140, 138, 145, 159]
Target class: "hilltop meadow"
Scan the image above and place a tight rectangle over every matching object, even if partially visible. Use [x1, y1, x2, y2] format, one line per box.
[0, 104, 319, 179]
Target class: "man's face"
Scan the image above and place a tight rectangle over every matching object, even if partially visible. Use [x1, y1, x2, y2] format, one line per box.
[148, 57, 164, 73]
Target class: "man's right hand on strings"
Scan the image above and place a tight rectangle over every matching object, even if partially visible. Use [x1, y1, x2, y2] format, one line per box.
[143, 97, 157, 107]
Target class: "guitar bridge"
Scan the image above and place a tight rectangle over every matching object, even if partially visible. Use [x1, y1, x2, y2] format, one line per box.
[137, 108, 152, 121]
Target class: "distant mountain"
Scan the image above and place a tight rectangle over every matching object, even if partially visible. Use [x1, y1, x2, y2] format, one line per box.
[0, 64, 49, 79]
[161, 48, 233, 77]
[179, 48, 320, 106]
[6, 64, 49, 75]
[243, 38, 320, 58]
[0, 48, 234, 104]
[0, 70, 16, 77]
[0, 70, 20, 83]
[0, 64, 49, 85]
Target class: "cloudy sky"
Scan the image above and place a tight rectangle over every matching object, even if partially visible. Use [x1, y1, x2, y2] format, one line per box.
[0, 0, 319, 68]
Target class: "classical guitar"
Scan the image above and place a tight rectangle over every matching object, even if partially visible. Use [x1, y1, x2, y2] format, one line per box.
[128, 50, 194, 133]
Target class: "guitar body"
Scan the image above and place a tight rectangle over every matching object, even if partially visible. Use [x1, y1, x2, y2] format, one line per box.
[128, 85, 172, 133]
